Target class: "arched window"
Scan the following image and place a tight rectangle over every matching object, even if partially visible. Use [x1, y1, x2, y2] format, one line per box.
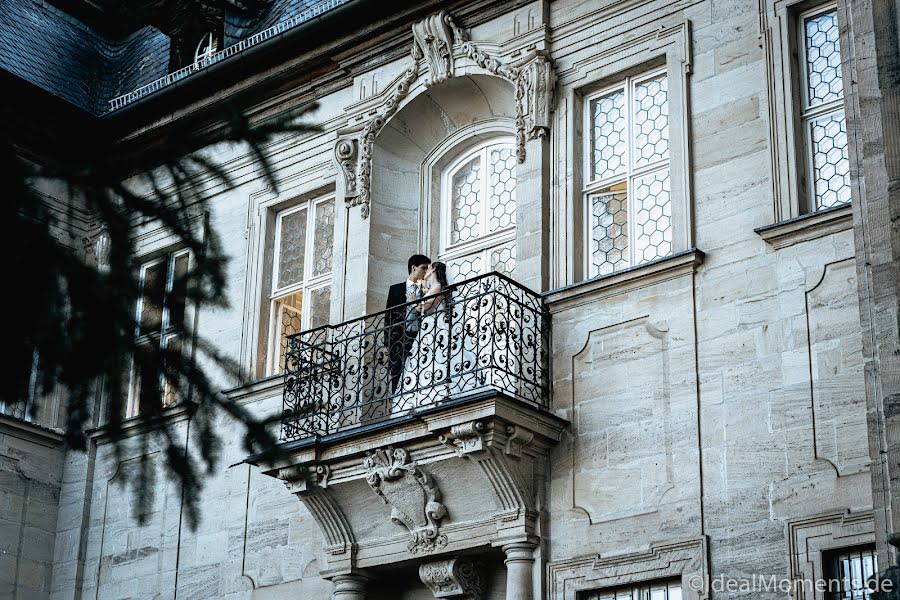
[194, 32, 218, 63]
[440, 139, 517, 282]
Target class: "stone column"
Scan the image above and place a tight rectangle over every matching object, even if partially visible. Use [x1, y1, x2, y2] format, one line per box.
[502, 542, 536, 600]
[515, 134, 551, 294]
[331, 573, 369, 600]
[844, 0, 900, 567]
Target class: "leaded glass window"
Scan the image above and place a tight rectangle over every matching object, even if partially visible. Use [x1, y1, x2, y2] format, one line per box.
[585, 70, 671, 279]
[800, 7, 850, 211]
[825, 546, 878, 600]
[441, 140, 517, 283]
[581, 580, 682, 600]
[270, 195, 335, 373]
[129, 250, 191, 416]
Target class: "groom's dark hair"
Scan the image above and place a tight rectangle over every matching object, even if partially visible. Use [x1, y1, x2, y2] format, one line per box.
[408, 254, 431, 273]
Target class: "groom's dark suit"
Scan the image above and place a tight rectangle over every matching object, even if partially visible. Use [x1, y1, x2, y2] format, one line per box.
[386, 281, 421, 393]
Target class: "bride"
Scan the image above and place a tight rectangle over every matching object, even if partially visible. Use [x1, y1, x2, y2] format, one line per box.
[393, 262, 476, 411]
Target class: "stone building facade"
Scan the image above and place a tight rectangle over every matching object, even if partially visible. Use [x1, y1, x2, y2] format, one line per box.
[2, 0, 899, 599]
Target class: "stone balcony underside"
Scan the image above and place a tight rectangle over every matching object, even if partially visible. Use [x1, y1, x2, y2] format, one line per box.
[257, 394, 566, 598]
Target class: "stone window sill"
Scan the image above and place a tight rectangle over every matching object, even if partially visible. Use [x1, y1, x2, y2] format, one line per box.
[0, 413, 64, 447]
[88, 402, 195, 443]
[543, 249, 705, 310]
[754, 204, 853, 250]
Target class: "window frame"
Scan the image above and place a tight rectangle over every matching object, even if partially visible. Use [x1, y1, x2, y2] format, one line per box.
[581, 67, 672, 280]
[762, 0, 854, 223]
[822, 545, 879, 600]
[438, 137, 518, 279]
[127, 248, 192, 417]
[796, 3, 850, 213]
[580, 579, 683, 600]
[266, 193, 335, 374]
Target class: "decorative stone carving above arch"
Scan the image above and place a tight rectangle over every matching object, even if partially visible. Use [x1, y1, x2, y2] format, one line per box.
[335, 10, 556, 219]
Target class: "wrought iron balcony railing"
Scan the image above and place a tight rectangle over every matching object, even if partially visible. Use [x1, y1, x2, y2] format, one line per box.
[281, 272, 550, 442]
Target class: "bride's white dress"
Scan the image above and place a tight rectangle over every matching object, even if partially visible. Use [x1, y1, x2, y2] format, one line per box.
[392, 295, 477, 413]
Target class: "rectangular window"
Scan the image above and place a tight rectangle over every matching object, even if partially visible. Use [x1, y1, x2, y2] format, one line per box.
[584, 70, 672, 279]
[129, 249, 191, 417]
[269, 195, 335, 373]
[799, 6, 851, 212]
[824, 546, 878, 599]
[581, 580, 682, 600]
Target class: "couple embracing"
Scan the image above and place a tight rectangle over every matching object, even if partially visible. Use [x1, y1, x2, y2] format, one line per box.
[385, 254, 473, 407]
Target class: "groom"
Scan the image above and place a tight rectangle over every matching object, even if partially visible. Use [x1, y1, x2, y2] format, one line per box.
[385, 254, 431, 393]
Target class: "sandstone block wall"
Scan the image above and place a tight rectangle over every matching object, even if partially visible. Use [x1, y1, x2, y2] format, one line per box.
[1, 0, 884, 598]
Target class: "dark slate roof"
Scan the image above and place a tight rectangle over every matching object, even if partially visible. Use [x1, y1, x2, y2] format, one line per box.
[225, 0, 328, 45]
[0, 0, 168, 114]
[0, 0, 345, 116]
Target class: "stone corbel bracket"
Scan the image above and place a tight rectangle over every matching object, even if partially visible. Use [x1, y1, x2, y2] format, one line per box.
[336, 10, 556, 218]
[279, 464, 358, 562]
[438, 418, 544, 541]
[364, 446, 449, 554]
[419, 557, 485, 599]
[412, 11, 456, 86]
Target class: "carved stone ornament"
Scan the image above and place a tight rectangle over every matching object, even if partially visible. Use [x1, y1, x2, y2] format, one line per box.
[419, 557, 484, 599]
[85, 228, 112, 271]
[412, 11, 456, 86]
[334, 136, 359, 198]
[336, 10, 555, 218]
[364, 447, 448, 554]
[279, 464, 356, 558]
[438, 421, 486, 456]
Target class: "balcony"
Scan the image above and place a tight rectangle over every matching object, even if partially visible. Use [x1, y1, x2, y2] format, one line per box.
[254, 273, 564, 588]
[281, 272, 551, 442]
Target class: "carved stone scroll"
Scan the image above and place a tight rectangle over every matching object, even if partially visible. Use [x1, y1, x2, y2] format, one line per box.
[413, 11, 456, 86]
[364, 447, 448, 553]
[516, 51, 555, 143]
[419, 557, 484, 599]
[279, 464, 356, 559]
[334, 135, 359, 199]
[439, 419, 537, 513]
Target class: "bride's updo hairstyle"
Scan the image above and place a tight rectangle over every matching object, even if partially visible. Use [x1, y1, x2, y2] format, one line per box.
[431, 261, 450, 287]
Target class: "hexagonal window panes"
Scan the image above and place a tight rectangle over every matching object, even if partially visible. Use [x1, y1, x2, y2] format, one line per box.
[800, 8, 850, 213]
[584, 70, 674, 279]
[277, 207, 307, 288]
[276, 291, 303, 372]
[589, 187, 629, 277]
[489, 241, 517, 277]
[441, 140, 517, 281]
[489, 147, 517, 231]
[633, 74, 669, 168]
[308, 286, 331, 330]
[451, 156, 482, 245]
[447, 254, 483, 283]
[312, 199, 335, 277]
[804, 10, 843, 108]
[634, 170, 673, 264]
[810, 112, 851, 210]
[590, 89, 627, 181]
